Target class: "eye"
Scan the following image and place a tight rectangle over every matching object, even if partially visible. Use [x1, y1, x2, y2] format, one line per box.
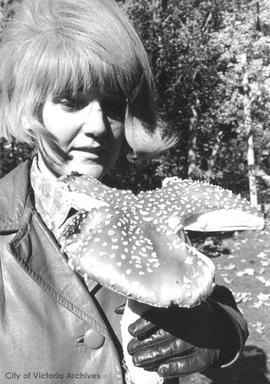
[58, 98, 76, 111]
[52, 95, 88, 112]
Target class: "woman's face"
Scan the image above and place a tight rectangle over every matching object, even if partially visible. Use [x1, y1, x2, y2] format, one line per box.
[40, 88, 126, 179]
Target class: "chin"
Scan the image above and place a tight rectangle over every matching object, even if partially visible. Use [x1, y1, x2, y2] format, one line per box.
[63, 161, 106, 179]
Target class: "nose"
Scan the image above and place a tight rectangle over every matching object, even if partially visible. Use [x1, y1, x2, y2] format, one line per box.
[81, 100, 106, 137]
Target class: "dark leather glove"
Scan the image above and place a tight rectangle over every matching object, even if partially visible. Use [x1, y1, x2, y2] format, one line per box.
[128, 316, 220, 378]
[127, 288, 243, 378]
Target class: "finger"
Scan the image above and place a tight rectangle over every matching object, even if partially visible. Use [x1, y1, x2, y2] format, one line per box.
[158, 348, 218, 378]
[128, 306, 189, 340]
[128, 329, 174, 354]
[131, 339, 197, 369]
[128, 316, 157, 338]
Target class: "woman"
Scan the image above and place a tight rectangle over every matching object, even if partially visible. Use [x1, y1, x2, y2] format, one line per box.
[0, 0, 247, 383]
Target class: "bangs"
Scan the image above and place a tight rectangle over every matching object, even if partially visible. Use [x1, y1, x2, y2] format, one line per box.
[13, 34, 143, 103]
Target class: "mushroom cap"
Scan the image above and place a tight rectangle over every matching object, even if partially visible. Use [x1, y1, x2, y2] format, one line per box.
[159, 178, 264, 232]
[59, 206, 215, 308]
[58, 174, 264, 308]
[60, 174, 264, 233]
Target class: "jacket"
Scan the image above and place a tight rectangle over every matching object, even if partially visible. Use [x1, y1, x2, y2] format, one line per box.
[0, 160, 248, 384]
[0, 160, 126, 383]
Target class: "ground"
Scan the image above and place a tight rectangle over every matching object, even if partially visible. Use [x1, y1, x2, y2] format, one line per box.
[179, 222, 270, 384]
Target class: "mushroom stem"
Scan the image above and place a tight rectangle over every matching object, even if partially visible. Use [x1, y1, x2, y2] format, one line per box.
[121, 300, 164, 384]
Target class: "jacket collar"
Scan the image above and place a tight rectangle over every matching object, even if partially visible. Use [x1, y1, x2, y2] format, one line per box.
[0, 160, 34, 233]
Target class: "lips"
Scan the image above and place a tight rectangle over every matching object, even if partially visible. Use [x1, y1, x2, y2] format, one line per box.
[69, 145, 107, 158]
[72, 147, 103, 153]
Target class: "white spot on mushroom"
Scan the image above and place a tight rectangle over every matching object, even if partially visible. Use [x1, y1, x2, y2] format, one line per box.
[185, 256, 193, 265]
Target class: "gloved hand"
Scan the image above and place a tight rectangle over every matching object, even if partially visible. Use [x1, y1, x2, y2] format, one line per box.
[127, 316, 220, 378]
[127, 290, 241, 379]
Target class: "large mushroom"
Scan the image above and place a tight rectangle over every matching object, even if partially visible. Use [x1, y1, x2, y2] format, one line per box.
[56, 174, 264, 384]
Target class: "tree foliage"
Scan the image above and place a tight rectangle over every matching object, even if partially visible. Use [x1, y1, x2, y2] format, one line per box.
[114, 0, 270, 200]
[0, 0, 32, 178]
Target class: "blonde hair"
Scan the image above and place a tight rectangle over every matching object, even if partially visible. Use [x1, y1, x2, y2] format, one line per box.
[0, 0, 177, 156]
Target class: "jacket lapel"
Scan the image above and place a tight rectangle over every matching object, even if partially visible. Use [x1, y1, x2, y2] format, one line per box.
[3, 160, 110, 338]
[0, 161, 32, 233]
[10, 208, 110, 337]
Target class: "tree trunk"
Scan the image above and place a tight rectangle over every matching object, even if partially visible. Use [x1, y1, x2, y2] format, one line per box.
[206, 130, 224, 182]
[152, 0, 161, 24]
[242, 57, 258, 206]
[187, 98, 199, 178]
